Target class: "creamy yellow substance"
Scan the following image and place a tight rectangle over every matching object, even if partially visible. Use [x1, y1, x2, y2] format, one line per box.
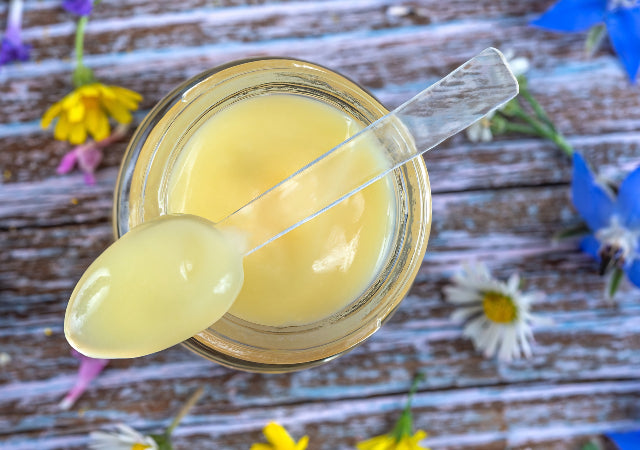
[64, 215, 244, 358]
[168, 94, 394, 327]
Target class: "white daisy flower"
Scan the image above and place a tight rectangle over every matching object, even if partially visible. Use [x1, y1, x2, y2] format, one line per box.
[89, 423, 158, 450]
[465, 113, 495, 143]
[465, 51, 530, 143]
[443, 262, 545, 361]
[503, 50, 530, 78]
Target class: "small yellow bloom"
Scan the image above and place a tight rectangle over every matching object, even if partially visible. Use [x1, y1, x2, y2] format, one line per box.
[357, 430, 428, 450]
[250, 422, 309, 450]
[41, 83, 141, 144]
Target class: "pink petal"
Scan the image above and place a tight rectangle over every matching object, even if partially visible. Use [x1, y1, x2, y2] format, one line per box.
[77, 146, 103, 173]
[59, 349, 109, 410]
[56, 149, 79, 175]
[77, 145, 103, 185]
[83, 172, 96, 185]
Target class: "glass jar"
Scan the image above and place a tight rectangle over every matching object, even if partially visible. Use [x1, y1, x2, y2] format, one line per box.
[113, 58, 431, 373]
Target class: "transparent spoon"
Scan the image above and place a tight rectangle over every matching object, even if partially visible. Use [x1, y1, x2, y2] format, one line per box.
[217, 47, 518, 255]
[65, 48, 519, 359]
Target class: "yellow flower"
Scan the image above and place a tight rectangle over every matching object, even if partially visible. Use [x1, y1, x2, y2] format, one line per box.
[41, 82, 142, 144]
[357, 373, 429, 450]
[250, 422, 309, 450]
[357, 430, 429, 450]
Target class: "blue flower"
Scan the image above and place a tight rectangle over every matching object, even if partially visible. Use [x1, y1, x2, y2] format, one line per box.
[607, 431, 640, 450]
[531, 0, 640, 82]
[572, 152, 640, 291]
[0, 0, 30, 66]
[62, 0, 93, 16]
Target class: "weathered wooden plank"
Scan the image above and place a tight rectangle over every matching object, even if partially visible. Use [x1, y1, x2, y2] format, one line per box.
[2, 126, 640, 218]
[2, 181, 639, 406]
[2, 62, 638, 186]
[5, 0, 551, 30]
[3, 178, 637, 310]
[0, 169, 117, 228]
[1, 306, 638, 403]
[0, 179, 585, 302]
[0, 17, 631, 127]
[0, 380, 637, 449]
[0, 128, 131, 186]
[6, 0, 557, 64]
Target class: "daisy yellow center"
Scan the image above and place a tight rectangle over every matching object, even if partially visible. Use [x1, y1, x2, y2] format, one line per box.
[482, 291, 517, 323]
[130, 444, 150, 450]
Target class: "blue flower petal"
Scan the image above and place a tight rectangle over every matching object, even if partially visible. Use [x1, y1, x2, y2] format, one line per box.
[607, 430, 640, 450]
[617, 163, 640, 228]
[531, 0, 606, 32]
[625, 258, 640, 288]
[571, 152, 615, 231]
[62, 0, 93, 16]
[0, 37, 30, 66]
[606, 8, 640, 81]
[580, 235, 601, 261]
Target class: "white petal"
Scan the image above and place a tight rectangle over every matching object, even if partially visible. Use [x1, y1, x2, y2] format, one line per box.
[480, 126, 493, 142]
[518, 326, 533, 358]
[509, 57, 530, 77]
[466, 123, 482, 142]
[451, 306, 483, 322]
[463, 316, 488, 341]
[498, 326, 518, 361]
[444, 287, 481, 304]
[507, 273, 520, 293]
[482, 325, 502, 358]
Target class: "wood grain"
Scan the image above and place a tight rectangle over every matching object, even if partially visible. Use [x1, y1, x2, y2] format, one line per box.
[1, 0, 639, 448]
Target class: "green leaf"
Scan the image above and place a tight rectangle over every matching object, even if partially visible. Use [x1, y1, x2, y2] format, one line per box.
[607, 268, 624, 299]
[581, 444, 599, 450]
[581, 440, 602, 450]
[151, 433, 173, 450]
[553, 222, 591, 241]
[585, 24, 606, 57]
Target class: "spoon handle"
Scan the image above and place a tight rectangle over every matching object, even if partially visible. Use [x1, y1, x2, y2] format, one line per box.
[218, 48, 519, 255]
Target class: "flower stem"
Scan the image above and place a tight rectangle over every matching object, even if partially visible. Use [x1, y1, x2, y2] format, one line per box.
[165, 386, 204, 436]
[520, 89, 555, 131]
[499, 121, 539, 136]
[7, 0, 23, 35]
[391, 372, 425, 440]
[510, 105, 573, 157]
[75, 16, 87, 68]
[607, 268, 624, 299]
[72, 16, 94, 87]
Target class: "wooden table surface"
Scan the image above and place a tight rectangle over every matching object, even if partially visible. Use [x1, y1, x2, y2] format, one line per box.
[2, 1, 640, 449]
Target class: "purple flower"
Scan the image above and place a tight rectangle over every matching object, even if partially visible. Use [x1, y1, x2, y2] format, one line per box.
[62, 0, 94, 16]
[531, 0, 640, 82]
[1, 0, 31, 66]
[59, 349, 108, 410]
[571, 152, 640, 292]
[57, 141, 103, 185]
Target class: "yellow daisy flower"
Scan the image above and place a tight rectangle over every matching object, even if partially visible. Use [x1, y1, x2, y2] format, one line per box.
[250, 422, 309, 450]
[357, 430, 428, 450]
[41, 82, 142, 145]
[357, 373, 429, 450]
